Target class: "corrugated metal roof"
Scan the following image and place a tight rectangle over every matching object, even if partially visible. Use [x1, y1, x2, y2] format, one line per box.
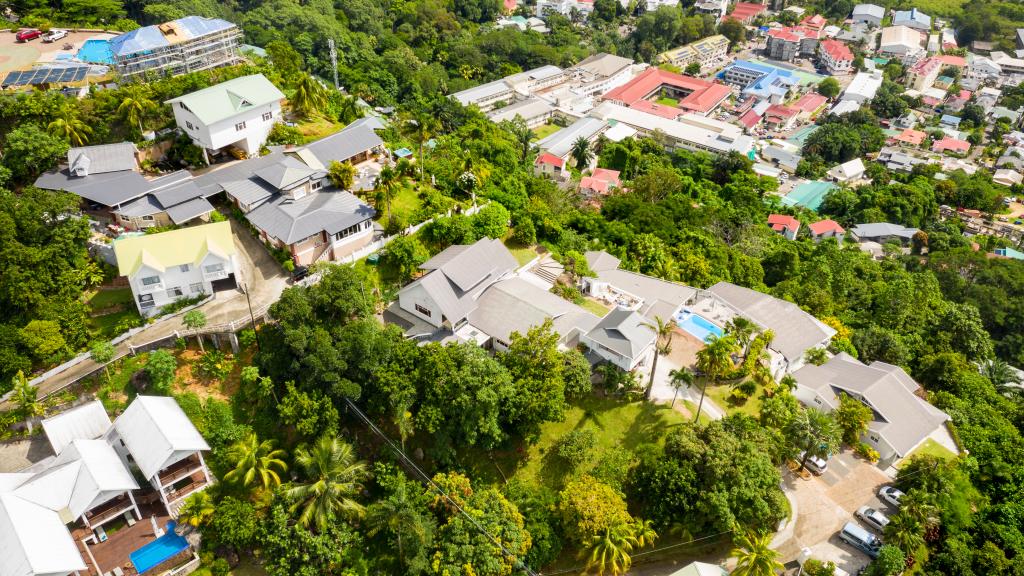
[585, 307, 655, 360]
[113, 396, 210, 480]
[113, 194, 164, 217]
[245, 189, 374, 244]
[67, 142, 137, 175]
[468, 277, 599, 344]
[0, 493, 87, 576]
[41, 401, 111, 454]
[34, 169, 153, 207]
[165, 74, 285, 126]
[166, 196, 215, 224]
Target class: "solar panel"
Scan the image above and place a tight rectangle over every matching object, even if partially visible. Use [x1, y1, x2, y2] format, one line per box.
[2, 65, 89, 87]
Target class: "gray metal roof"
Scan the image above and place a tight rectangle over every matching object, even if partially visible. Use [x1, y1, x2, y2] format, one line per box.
[302, 121, 384, 166]
[850, 222, 919, 240]
[67, 143, 137, 176]
[707, 282, 836, 362]
[421, 238, 519, 293]
[487, 97, 554, 123]
[451, 78, 514, 106]
[245, 189, 374, 244]
[597, 268, 696, 319]
[585, 307, 655, 360]
[793, 353, 948, 456]
[852, 4, 884, 18]
[221, 178, 275, 207]
[537, 116, 608, 159]
[254, 157, 318, 190]
[468, 277, 599, 344]
[113, 195, 164, 218]
[151, 179, 206, 208]
[34, 169, 153, 207]
[585, 250, 621, 273]
[165, 197, 215, 224]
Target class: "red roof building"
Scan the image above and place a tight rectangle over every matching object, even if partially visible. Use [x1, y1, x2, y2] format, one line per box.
[932, 137, 971, 154]
[892, 128, 927, 147]
[800, 14, 828, 33]
[764, 104, 799, 130]
[818, 39, 854, 75]
[503, 0, 517, 13]
[727, 2, 767, 24]
[536, 153, 565, 168]
[935, 54, 967, 70]
[792, 92, 829, 116]
[602, 67, 731, 116]
[768, 214, 801, 239]
[580, 168, 621, 196]
[809, 219, 845, 240]
[738, 109, 762, 131]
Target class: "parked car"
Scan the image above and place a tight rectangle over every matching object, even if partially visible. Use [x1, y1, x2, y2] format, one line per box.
[290, 265, 309, 282]
[878, 486, 905, 508]
[839, 521, 882, 558]
[856, 506, 890, 533]
[15, 29, 42, 42]
[799, 451, 829, 475]
[42, 29, 67, 42]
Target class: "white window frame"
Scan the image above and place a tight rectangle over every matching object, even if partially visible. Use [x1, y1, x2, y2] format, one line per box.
[141, 275, 161, 286]
[262, 111, 273, 121]
[179, 264, 190, 273]
[166, 286, 183, 298]
[190, 282, 204, 294]
[235, 121, 246, 131]
[204, 263, 225, 273]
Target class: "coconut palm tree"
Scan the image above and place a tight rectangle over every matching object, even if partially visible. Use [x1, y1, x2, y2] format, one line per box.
[365, 482, 433, 572]
[900, 490, 940, 542]
[667, 368, 694, 408]
[581, 523, 637, 576]
[884, 510, 925, 557]
[374, 164, 403, 226]
[48, 104, 92, 146]
[224, 432, 288, 492]
[982, 358, 1021, 396]
[786, 407, 841, 474]
[630, 519, 658, 548]
[641, 315, 674, 401]
[730, 532, 784, 576]
[11, 371, 43, 432]
[694, 334, 738, 422]
[117, 86, 155, 135]
[401, 112, 440, 180]
[291, 74, 329, 118]
[725, 317, 758, 357]
[337, 94, 363, 123]
[286, 436, 368, 532]
[571, 136, 593, 170]
[176, 491, 215, 528]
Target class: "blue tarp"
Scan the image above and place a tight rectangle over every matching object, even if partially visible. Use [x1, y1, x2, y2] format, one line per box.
[109, 16, 235, 57]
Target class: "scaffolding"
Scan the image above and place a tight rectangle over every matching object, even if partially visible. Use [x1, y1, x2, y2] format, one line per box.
[112, 18, 243, 80]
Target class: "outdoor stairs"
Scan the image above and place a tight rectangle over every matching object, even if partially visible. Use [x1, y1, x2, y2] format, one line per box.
[531, 257, 564, 284]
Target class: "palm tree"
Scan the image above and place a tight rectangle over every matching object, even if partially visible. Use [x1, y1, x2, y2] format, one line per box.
[506, 117, 535, 162]
[982, 358, 1021, 396]
[630, 519, 658, 548]
[224, 432, 288, 491]
[365, 482, 433, 571]
[641, 315, 674, 401]
[327, 160, 356, 190]
[900, 490, 940, 542]
[286, 436, 368, 532]
[176, 491, 215, 528]
[48, 104, 92, 146]
[581, 523, 637, 576]
[726, 317, 757, 357]
[786, 407, 841, 474]
[401, 113, 440, 180]
[667, 368, 694, 408]
[374, 164, 403, 226]
[571, 136, 593, 170]
[884, 510, 925, 557]
[291, 74, 329, 118]
[11, 371, 43, 432]
[694, 334, 738, 422]
[337, 94, 363, 124]
[393, 395, 415, 452]
[730, 532, 784, 576]
[117, 86, 155, 135]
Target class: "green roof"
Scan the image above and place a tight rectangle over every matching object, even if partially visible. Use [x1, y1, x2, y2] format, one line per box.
[114, 221, 236, 277]
[781, 180, 837, 211]
[165, 74, 285, 125]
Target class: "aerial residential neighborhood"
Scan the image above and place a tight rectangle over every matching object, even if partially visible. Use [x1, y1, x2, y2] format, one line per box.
[0, 1, 1023, 576]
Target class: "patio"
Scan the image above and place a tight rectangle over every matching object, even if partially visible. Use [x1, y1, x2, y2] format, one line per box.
[74, 503, 172, 576]
[352, 159, 383, 192]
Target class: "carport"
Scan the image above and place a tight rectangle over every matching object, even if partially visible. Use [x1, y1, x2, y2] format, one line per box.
[211, 273, 238, 292]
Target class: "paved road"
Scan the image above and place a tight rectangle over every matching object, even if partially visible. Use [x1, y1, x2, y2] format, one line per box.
[27, 218, 289, 399]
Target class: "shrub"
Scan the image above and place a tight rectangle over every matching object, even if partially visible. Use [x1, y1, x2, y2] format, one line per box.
[557, 429, 597, 469]
[238, 329, 257, 350]
[590, 450, 634, 491]
[855, 442, 880, 463]
[266, 122, 304, 146]
[511, 218, 536, 245]
[550, 282, 583, 304]
[196, 350, 234, 381]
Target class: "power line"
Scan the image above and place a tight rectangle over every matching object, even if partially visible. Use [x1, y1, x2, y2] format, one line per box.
[342, 398, 540, 576]
[538, 530, 735, 576]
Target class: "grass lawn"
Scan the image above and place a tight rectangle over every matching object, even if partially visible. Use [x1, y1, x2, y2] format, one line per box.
[85, 288, 142, 339]
[230, 557, 269, 576]
[384, 183, 424, 225]
[655, 96, 680, 107]
[703, 379, 763, 418]
[580, 298, 610, 317]
[531, 122, 562, 141]
[503, 239, 539, 267]
[295, 116, 345, 142]
[95, 352, 150, 412]
[898, 438, 957, 467]
[466, 395, 692, 491]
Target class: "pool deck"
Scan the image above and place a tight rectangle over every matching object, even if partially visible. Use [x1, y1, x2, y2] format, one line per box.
[36, 33, 115, 64]
[73, 503, 170, 576]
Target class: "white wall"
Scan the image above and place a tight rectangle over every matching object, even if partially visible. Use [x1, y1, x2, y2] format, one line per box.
[172, 100, 281, 156]
[398, 281, 445, 328]
[129, 252, 237, 316]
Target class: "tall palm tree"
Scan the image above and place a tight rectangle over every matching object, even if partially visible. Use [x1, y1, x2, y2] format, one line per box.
[571, 136, 593, 170]
[117, 86, 155, 135]
[223, 432, 288, 491]
[365, 482, 433, 572]
[667, 368, 694, 408]
[401, 113, 441, 180]
[641, 315, 674, 401]
[900, 490, 940, 542]
[337, 94, 363, 124]
[884, 510, 925, 556]
[982, 358, 1022, 396]
[506, 116, 535, 162]
[730, 532, 784, 576]
[374, 165, 403, 226]
[725, 317, 757, 357]
[694, 334, 738, 422]
[581, 523, 637, 576]
[786, 407, 841, 474]
[286, 436, 368, 532]
[291, 74, 329, 118]
[48, 104, 92, 146]
[176, 491, 215, 528]
[11, 371, 43, 432]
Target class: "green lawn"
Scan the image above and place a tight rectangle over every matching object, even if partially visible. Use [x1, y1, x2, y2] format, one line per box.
[580, 298, 610, 317]
[467, 395, 692, 491]
[503, 240, 538, 267]
[230, 557, 269, 576]
[704, 379, 763, 418]
[898, 438, 957, 467]
[380, 183, 424, 225]
[85, 288, 142, 339]
[655, 96, 680, 107]
[87, 288, 133, 309]
[531, 122, 562, 141]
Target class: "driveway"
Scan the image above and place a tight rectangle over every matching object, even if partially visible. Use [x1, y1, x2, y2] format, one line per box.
[774, 451, 893, 574]
[645, 329, 726, 420]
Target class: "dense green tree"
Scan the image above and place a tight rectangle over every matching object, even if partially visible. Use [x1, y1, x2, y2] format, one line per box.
[383, 234, 429, 282]
[499, 319, 568, 441]
[223, 432, 288, 492]
[286, 436, 368, 532]
[144, 349, 177, 393]
[786, 407, 841, 473]
[817, 77, 841, 99]
[327, 160, 356, 190]
[834, 392, 872, 445]
[3, 124, 69, 183]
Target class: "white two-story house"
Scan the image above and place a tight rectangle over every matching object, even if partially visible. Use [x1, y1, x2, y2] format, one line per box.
[166, 73, 285, 160]
[113, 221, 241, 316]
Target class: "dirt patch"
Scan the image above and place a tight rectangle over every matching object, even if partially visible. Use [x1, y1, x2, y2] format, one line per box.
[667, 327, 703, 369]
[171, 346, 253, 401]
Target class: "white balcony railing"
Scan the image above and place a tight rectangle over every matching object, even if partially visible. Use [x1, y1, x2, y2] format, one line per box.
[203, 270, 229, 281]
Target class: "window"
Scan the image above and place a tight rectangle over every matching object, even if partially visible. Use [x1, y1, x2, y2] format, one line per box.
[334, 222, 366, 241]
[141, 215, 154, 221]
[138, 294, 155, 309]
[190, 282, 204, 294]
[414, 303, 432, 317]
[186, 121, 194, 131]
[262, 111, 273, 121]
[179, 264, 190, 273]
[141, 275, 161, 286]
[364, 220, 371, 229]
[178, 102, 189, 112]
[204, 263, 225, 273]
[311, 180, 322, 191]
[166, 287, 183, 298]
[235, 121, 246, 131]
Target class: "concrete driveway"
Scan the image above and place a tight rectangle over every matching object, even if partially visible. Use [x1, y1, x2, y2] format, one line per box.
[775, 451, 893, 574]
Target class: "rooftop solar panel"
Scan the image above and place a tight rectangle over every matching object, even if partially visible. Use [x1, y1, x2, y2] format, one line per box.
[3, 65, 88, 87]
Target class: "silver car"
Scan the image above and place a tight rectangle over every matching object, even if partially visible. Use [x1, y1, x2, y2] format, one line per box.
[857, 506, 890, 533]
[799, 451, 828, 474]
[878, 485, 905, 508]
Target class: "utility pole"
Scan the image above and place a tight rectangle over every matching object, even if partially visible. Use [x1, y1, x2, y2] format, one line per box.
[328, 38, 339, 90]
[241, 283, 261, 352]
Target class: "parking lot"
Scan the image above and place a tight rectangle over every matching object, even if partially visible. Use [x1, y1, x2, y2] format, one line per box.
[779, 450, 894, 574]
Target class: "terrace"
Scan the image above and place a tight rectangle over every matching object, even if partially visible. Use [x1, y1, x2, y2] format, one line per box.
[73, 503, 180, 576]
[84, 493, 138, 530]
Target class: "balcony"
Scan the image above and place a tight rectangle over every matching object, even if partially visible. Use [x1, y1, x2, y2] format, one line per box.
[84, 493, 135, 529]
[202, 268, 229, 281]
[157, 454, 205, 488]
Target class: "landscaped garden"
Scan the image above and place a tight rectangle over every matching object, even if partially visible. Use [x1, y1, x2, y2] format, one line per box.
[85, 287, 142, 338]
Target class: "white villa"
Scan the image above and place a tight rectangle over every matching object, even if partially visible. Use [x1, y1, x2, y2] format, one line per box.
[167, 74, 285, 160]
[114, 221, 241, 316]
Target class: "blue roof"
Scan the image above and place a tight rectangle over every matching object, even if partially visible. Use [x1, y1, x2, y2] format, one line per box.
[782, 180, 837, 211]
[109, 16, 235, 58]
[893, 8, 931, 26]
[996, 247, 1024, 260]
[940, 114, 961, 126]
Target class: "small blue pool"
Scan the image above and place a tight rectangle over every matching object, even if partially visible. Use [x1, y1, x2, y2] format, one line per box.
[130, 522, 190, 574]
[77, 39, 113, 64]
[675, 310, 724, 344]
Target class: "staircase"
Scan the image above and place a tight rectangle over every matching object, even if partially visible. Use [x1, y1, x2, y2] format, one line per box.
[531, 257, 565, 285]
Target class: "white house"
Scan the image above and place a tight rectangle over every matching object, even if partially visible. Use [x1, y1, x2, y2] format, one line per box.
[841, 70, 884, 103]
[851, 4, 884, 26]
[828, 158, 866, 182]
[580, 307, 656, 371]
[166, 74, 285, 160]
[114, 221, 241, 316]
[878, 26, 926, 64]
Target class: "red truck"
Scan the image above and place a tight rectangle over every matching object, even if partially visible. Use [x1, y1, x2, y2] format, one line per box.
[15, 29, 42, 42]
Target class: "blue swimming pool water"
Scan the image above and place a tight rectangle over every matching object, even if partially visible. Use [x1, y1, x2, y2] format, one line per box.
[77, 39, 113, 64]
[130, 522, 189, 574]
[675, 311, 724, 343]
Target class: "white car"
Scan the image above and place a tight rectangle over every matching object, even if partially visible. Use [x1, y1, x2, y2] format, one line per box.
[878, 486, 905, 508]
[856, 506, 890, 533]
[799, 451, 828, 474]
[42, 29, 67, 43]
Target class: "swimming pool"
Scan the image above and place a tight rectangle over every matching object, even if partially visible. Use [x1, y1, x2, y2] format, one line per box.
[675, 310, 724, 343]
[130, 522, 190, 574]
[77, 39, 114, 64]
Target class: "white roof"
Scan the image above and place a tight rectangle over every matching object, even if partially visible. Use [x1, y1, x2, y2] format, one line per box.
[829, 158, 866, 180]
[0, 493, 87, 576]
[113, 396, 210, 479]
[41, 400, 112, 454]
[880, 25, 923, 51]
[668, 562, 730, 576]
[591, 103, 754, 155]
[830, 100, 861, 115]
[842, 71, 884, 101]
[603, 122, 638, 142]
[852, 4, 884, 18]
